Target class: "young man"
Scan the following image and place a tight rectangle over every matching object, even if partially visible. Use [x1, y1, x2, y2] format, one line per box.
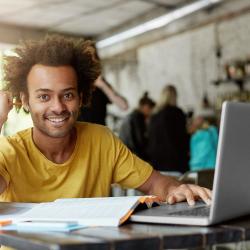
[0, 35, 211, 205]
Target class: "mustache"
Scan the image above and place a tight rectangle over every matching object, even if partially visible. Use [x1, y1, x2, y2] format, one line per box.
[44, 111, 75, 118]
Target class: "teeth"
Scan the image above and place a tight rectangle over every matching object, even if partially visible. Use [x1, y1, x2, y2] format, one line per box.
[47, 117, 67, 123]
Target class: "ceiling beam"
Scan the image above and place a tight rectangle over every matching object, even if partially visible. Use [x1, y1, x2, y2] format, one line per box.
[97, 0, 222, 49]
[98, 0, 250, 58]
[136, 0, 176, 9]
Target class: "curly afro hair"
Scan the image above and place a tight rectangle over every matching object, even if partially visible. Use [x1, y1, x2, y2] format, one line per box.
[3, 34, 101, 107]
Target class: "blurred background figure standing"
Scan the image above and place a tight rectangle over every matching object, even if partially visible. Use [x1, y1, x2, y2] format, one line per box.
[188, 103, 219, 171]
[147, 85, 189, 174]
[119, 92, 155, 161]
[78, 47, 128, 125]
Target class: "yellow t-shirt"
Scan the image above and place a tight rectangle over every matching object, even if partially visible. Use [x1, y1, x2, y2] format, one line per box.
[0, 122, 153, 202]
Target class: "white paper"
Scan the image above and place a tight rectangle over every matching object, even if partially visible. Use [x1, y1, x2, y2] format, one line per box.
[0, 202, 35, 221]
[17, 196, 142, 226]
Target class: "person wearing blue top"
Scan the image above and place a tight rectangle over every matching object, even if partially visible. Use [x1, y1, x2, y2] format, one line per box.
[189, 115, 219, 171]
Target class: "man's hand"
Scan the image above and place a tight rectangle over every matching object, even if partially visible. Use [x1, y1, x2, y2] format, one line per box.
[138, 170, 212, 206]
[166, 184, 212, 206]
[0, 91, 13, 125]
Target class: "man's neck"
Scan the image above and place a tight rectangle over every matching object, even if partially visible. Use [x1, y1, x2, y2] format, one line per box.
[32, 128, 77, 164]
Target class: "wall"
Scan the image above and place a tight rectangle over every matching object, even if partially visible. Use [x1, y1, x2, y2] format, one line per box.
[103, 11, 250, 118]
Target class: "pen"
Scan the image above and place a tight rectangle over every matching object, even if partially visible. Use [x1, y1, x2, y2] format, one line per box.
[0, 220, 12, 226]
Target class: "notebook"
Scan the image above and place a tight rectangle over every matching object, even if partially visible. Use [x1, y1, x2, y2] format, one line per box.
[0, 196, 160, 228]
[130, 101, 250, 226]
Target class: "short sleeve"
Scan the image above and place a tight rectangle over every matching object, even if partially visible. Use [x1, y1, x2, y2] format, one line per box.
[112, 136, 153, 189]
[0, 151, 10, 186]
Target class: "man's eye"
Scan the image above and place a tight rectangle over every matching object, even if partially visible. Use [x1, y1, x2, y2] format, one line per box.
[64, 93, 73, 100]
[38, 95, 49, 101]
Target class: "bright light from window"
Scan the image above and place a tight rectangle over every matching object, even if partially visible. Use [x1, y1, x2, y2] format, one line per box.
[0, 44, 33, 136]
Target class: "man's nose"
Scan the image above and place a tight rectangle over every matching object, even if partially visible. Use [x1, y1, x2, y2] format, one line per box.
[51, 97, 66, 113]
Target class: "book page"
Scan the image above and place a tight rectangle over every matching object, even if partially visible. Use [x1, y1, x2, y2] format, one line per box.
[16, 196, 143, 226]
[0, 202, 35, 221]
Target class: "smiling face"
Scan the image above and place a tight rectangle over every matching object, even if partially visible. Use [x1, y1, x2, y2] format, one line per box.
[22, 64, 81, 139]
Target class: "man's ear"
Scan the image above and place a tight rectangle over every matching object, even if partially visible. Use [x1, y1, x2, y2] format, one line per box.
[20, 92, 29, 112]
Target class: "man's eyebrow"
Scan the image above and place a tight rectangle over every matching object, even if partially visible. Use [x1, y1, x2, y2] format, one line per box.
[35, 88, 77, 93]
[62, 88, 77, 92]
[35, 89, 52, 93]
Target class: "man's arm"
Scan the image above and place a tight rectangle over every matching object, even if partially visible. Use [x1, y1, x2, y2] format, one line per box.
[0, 91, 13, 194]
[137, 170, 212, 206]
[0, 175, 7, 194]
[0, 90, 13, 131]
[94, 76, 128, 110]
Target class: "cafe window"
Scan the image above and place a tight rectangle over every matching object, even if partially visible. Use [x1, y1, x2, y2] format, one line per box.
[0, 46, 33, 136]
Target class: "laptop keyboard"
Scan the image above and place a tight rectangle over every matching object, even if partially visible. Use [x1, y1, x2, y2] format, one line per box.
[167, 205, 210, 217]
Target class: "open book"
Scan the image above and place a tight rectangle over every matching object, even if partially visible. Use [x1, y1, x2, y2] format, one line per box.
[0, 196, 160, 227]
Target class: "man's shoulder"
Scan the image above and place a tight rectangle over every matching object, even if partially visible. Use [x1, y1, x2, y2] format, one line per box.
[3, 127, 30, 141]
[0, 127, 32, 153]
[76, 122, 112, 136]
[75, 122, 118, 149]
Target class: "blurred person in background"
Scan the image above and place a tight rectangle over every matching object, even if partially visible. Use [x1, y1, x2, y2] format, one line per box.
[78, 48, 128, 125]
[188, 106, 219, 171]
[147, 85, 189, 174]
[119, 92, 155, 160]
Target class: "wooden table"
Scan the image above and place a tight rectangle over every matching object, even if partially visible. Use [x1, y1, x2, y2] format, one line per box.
[1, 216, 250, 250]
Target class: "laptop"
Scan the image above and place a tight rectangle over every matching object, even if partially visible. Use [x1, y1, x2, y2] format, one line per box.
[130, 101, 250, 226]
